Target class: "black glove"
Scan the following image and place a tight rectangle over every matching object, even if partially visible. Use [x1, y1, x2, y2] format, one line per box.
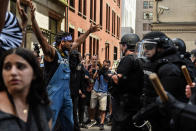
[132, 103, 158, 124]
[190, 86, 196, 104]
[156, 92, 186, 119]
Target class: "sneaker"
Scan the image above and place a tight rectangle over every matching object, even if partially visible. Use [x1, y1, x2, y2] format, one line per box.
[79, 123, 85, 128]
[99, 124, 104, 130]
[86, 120, 97, 128]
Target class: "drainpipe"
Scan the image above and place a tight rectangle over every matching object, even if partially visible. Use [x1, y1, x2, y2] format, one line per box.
[154, 0, 162, 23]
[65, 0, 68, 32]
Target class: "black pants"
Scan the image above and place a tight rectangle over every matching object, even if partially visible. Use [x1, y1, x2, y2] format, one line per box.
[78, 96, 86, 124]
[111, 98, 142, 131]
[72, 96, 80, 131]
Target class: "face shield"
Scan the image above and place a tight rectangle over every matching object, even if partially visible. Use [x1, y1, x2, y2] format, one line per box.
[135, 39, 157, 58]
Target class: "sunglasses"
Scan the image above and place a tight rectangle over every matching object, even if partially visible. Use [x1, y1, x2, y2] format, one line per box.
[142, 40, 157, 50]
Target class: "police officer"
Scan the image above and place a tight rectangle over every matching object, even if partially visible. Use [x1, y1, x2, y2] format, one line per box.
[172, 38, 196, 81]
[172, 38, 187, 55]
[110, 33, 144, 131]
[140, 31, 189, 131]
[133, 91, 196, 131]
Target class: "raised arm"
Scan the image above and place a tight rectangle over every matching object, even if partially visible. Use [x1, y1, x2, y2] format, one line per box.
[29, 0, 55, 62]
[71, 24, 101, 50]
[16, 0, 29, 47]
[0, 0, 9, 32]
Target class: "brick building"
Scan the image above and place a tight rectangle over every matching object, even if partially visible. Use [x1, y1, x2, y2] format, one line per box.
[8, 0, 121, 64]
[67, 0, 121, 64]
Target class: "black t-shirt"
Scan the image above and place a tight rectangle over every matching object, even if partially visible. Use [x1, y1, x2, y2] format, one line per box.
[70, 64, 85, 97]
[117, 54, 144, 92]
[44, 52, 59, 86]
[114, 54, 144, 111]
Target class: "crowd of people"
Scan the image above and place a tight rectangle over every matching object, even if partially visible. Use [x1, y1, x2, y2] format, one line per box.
[1, 0, 196, 131]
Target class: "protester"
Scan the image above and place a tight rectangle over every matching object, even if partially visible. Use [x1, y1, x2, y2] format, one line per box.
[133, 88, 196, 131]
[28, 0, 100, 130]
[0, 0, 23, 55]
[69, 50, 86, 131]
[110, 34, 144, 131]
[0, 0, 9, 33]
[190, 49, 196, 67]
[0, 48, 51, 131]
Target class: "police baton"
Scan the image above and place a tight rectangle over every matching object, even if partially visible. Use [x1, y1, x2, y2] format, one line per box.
[149, 73, 168, 103]
[181, 65, 192, 86]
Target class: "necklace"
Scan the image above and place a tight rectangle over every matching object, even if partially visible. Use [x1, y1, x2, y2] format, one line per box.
[23, 109, 28, 114]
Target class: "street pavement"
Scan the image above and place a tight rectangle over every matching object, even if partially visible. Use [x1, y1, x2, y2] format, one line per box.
[81, 125, 111, 131]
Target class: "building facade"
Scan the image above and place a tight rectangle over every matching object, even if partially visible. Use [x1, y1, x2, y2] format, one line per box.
[9, 0, 121, 64]
[151, 0, 196, 51]
[121, 0, 153, 39]
[68, 0, 121, 64]
[9, 0, 67, 49]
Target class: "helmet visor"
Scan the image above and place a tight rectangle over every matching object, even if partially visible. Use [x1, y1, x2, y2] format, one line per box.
[135, 40, 157, 58]
[142, 40, 157, 50]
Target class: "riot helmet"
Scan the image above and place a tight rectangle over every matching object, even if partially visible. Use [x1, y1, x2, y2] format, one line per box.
[172, 38, 186, 54]
[142, 31, 174, 49]
[119, 33, 140, 51]
[137, 31, 174, 58]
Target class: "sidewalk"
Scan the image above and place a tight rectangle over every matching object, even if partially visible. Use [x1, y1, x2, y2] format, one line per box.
[81, 125, 111, 131]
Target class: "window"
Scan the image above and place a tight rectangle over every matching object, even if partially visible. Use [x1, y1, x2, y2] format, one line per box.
[106, 4, 108, 32]
[70, 0, 75, 7]
[69, 0, 75, 12]
[144, 1, 154, 9]
[117, 0, 120, 7]
[106, 4, 110, 33]
[144, 12, 153, 20]
[96, 39, 99, 57]
[78, 0, 86, 18]
[89, 37, 92, 58]
[78, 0, 82, 16]
[143, 1, 148, 9]
[90, 0, 96, 23]
[69, 27, 75, 42]
[83, 0, 86, 17]
[117, 16, 120, 39]
[90, 0, 93, 21]
[49, 17, 58, 44]
[99, 0, 103, 27]
[143, 23, 151, 31]
[105, 43, 110, 60]
[114, 46, 117, 60]
[89, 37, 99, 58]
[149, 1, 153, 8]
[94, 0, 96, 22]
[112, 10, 116, 36]
[93, 38, 96, 55]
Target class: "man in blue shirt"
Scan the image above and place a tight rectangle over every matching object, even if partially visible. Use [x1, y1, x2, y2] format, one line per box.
[87, 60, 111, 130]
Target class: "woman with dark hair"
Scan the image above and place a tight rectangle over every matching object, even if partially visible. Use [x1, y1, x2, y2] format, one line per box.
[0, 48, 51, 131]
